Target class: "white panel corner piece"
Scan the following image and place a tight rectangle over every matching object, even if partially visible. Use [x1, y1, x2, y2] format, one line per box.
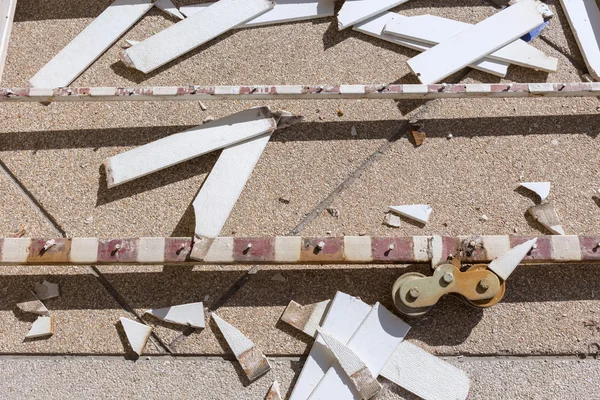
[145, 302, 205, 328]
[120, 317, 152, 355]
[26, 316, 55, 339]
[388, 204, 432, 224]
[520, 182, 551, 201]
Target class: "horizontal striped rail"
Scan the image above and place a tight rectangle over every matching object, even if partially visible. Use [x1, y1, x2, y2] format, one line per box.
[0, 235, 599, 266]
[2, 83, 600, 102]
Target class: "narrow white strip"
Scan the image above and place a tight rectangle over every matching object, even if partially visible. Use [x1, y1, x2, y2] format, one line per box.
[70, 238, 99, 263]
[28, 88, 55, 97]
[155, 0, 185, 20]
[343, 236, 372, 262]
[137, 237, 166, 263]
[89, 87, 116, 96]
[482, 235, 511, 260]
[120, 317, 152, 355]
[275, 85, 303, 94]
[0, 0, 17, 83]
[203, 237, 235, 263]
[560, 0, 600, 80]
[1, 238, 30, 263]
[337, 0, 409, 30]
[550, 235, 582, 261]
[529, 83, 555, 92]
[275, 236, 302, 262]
[339, 85, 366, 94]
[401, 84, 428, 94]
[152, 86, 179, 96]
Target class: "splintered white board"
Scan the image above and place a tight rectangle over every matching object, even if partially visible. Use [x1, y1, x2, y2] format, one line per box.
[180, 0, 334, 27]
[487, 238, 537, 281]
[353, 13, 508, 78]
[120, 317, 152, 355]
[29, 0, 155, 88]
[121, 0, 275, 73]
[560, 0, 600, 80]
[384, 14, 557, 72]
[308, 303, 411, 400]
[155, 0, 185, 20]
[407, 0, 551, 84]
[337, 0, 409, 30]
[388, 204, 432, 224]
[0, 0, 17, 83]
[380, 341, 470, 400]
[104, 107, 276, 187]
[145, 302, 205, 328]
[193, 132, 272, 239]
[289, 292, 371, 400]
[520, 182, 551, 201]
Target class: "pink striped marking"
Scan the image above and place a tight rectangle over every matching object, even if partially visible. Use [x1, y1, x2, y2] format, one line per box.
[371, 237, 413, 262]
[579, 236, 600, 261]
[164, 238, 193, 263]
[233, 237, 275, 262]
[97, 239, 139, 263]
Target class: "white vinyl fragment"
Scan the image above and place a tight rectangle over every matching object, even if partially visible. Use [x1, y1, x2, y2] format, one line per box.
[104, 107, 276, 187]
[487, 238, 537, 281]
[280, 299, 331, 337]
[30, 0, 156, 88]
[26, 316, 55, 339]
[266, 381, 283, 400]
[145, 302, 205, 328]
[520, 182, 551, 201]
[120, 317, 152, 355]
[212, 313, 271, 381]
[120, 0, 275, 73]
[316, 327, 383, 399]
[337, 0, 409, 30]
[527, 203, 565, 235]
[388, 204, 432, 224]
[0, 0, 17, 83]
[34, 280, 60, 301]
[560, 0, 600, 80]
[155, 0, 185, 20]
[406, 0, 553, 84]
[17, 291, 49, 315]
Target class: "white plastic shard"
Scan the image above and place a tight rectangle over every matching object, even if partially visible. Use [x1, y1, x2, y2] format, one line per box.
[560, 0, 600, 80]
[388, 204, 432, 224]
[211, 313, 271, 381]
[316, 328, 383, 399]
[289, 292, 371, 400]
[0, 0, 17, 83]
[104, 107, 277, 187]
[527, 203, 565, 235]
[406, 0, 553, 84]
[34, 280, 60, 301]
[487, 238, 537, 281]
[145, 302, 205, 328]
[384, 14, 558, 72]
[120, 317, 152, 355]
[17, 291, 49, 315]
[155, 0, 185, 20]
[280, 299, 331, 337]
[520, 182, 551, 201]
[266, 381, 283, 400]
[337, 0, 409, 30]
[26, 316, 55, 339]
[120, 0, 275, 73]
[353, 13, 509, 78]
[380, 341, 470, 400]
[29, 0, 155, 88]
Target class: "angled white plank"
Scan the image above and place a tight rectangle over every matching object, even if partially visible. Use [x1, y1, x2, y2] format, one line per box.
[384, 14, 557, 72]
[388, 204, 432, 224]
[380, 341, 470, 400]
[520, 182, 551, 201]
[337, 0, 408, 30]
[289, 292, 371, 400]
[0, 0, 17, 83]
[26, 316, 54, 339]
[309, 303, 411, 400]
[353, 13, 508, 78]
[29, 0, 155, 88]
[121, 0, 275, 73]
[407, 0, 553, 84]
[280, 299, 331, 337]
[155, 0, 185, 20]
[145, 302, 205, 328]
[560, 0, 600, 80]
[487, 238, 537, 281]
[120, 317, 152, 355]
[104, 107, 276, 187]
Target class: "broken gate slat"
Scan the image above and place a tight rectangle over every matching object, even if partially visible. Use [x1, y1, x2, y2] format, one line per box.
[0, 0, 17, 83]
[337, 0, 408, 30]
[560, 0, 600, 80]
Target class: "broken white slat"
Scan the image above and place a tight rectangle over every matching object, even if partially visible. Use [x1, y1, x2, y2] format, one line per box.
[289, 292, 371, 400]
[266, 381, 283, 400]
[104, 107, 276, 187]
[120, 317, 152, 356]
[487, 238, 537, 281]
[145, 302, 205, 328]
[528, 203, 565, 235]
[560, 0, 600, 80]
[337, 0, 408, 30]
[29, 0, 155, 88]
[17, 291, 49, 315]
[520, 182, 551, 201]
[121, 0, 275, 73]
[280, 299, 331, 337]
[384, 14, 557, 72]
[380, 341, 470, 400]
[26, 315, 54, 339]
[0, 0, 17, 83]
[212, 313, 271, 381]
[317, 328, 382, 399]
[309, 303, 411, 400]
[34, 280, 60, 301]
[407, 0, 553, 84]
[353, 13, 508, 78]
[155, 0, 185, 20]
[388, 204, 432, 224]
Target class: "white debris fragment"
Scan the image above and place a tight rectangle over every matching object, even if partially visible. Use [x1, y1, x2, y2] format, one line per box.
[265, 381, 283, 400]
[487, 238, 537, 281]
[145, 302, 205, 328]
[520, 182, 551, 201]
[120, 317, 152, 355]
[351, 126, 358, 136]
[383, 212, 401, 228]
[337, 0, 409, 30]
[84, 216, 94, 224]
[271, 273, 287, 282]
[43, 239, 56, 251]
[203, 115, 215, 124]
[551, 139, 559, 145]
[34, 280, 60, 301]
[17, 291, 49, 315]
[560, 0, 600, 80]
[388, 204, 432, 224]
[26, 316, 54, 339]
[480, 214, 489, 222]
[280, 299, 331, 337]
[528, 203, 565, 235]
[199, 101, 207, 111]
[155, 0, 185, 20]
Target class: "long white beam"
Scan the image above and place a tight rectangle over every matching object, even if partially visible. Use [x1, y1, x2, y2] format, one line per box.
[0, 0, 17, 83]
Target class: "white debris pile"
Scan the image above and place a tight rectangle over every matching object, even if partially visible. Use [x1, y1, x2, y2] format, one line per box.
[16, 281, 60, 340]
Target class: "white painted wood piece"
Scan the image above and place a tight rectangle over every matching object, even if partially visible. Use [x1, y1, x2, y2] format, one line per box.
[145, 302, 205, 328]
[289, 292, 371, 400]
[353, 13, 508, 78]
[280, 299, 331, 337]
[266, 381, 283, 400]
[193, 132, 272, 240]
[406, 0, 552, 83]
[34, 280, 60, 301]
[527, 203, 565, 235]
[155, 0, 185, 20]
[388, 204, 432, 224]
[104, 107, 276, 187]
[121, 0, 275, 73]
[520, 182, 551, 201]
[308, 303, 411, 400]
[384, 14, 557, 72]
[337, 0, 408, 30]
[487, 238, 537, 281]
[560, 0, 600, 80]
[380, 341, 470, 400]
[317, 328, 382, 399]
[17, 291, 49, 315]
[70, 238, 99, 264]
[29, 0, 155, 88]
[120, 317, 152, 355]
[550, 235, 582, 261]
[26, 316, 54, 339]
[0, 0, 17, 83]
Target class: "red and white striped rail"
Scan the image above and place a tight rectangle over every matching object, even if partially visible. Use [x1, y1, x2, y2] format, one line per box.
[2, 83, 600, 102]
[1, 235, 599, 266]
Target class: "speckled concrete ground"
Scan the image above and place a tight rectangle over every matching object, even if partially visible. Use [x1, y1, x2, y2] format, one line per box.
[1, 0, 599, 398]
